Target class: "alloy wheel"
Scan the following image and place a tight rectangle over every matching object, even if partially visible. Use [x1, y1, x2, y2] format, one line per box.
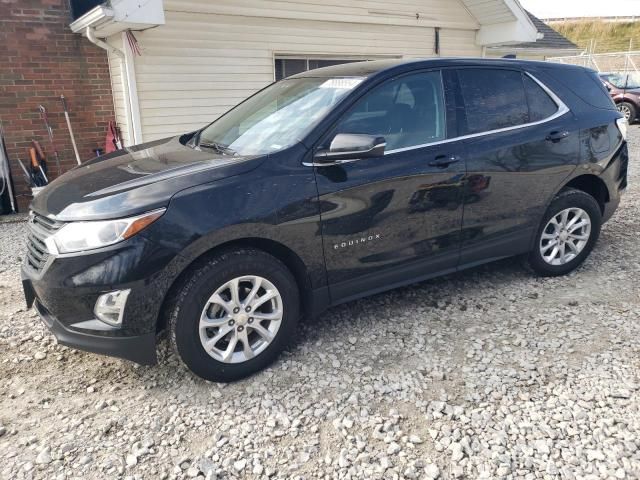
[199, 276, 283, 363]
[539, 207, 591, 266]
[618, 104, 632, 121]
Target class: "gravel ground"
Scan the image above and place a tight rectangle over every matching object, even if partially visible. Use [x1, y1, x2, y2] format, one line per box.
[1, 127, 639, 480]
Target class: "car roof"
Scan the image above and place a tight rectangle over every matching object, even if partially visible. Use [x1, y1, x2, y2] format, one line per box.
[289, 57, 590, 79]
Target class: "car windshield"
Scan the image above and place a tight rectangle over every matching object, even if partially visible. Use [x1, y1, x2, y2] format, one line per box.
[606, 73, 640, 89]
[194, 77, 364, 156]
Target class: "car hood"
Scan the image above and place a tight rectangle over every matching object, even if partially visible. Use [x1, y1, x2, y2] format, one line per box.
[31, 136, 264, 221]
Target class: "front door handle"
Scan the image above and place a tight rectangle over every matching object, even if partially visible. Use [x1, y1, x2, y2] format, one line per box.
[429, 155, 460, 168]
[546, 130, 569, 142]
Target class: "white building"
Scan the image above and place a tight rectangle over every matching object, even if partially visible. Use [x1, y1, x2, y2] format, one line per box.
[487, 10, 581, 61]
[70, 0, 539, 146]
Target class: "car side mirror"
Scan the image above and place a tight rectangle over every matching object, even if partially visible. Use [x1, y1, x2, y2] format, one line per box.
[314, 133, 386, 164]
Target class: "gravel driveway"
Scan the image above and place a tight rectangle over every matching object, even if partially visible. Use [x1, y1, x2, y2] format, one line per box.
[1, 127, 639, 480]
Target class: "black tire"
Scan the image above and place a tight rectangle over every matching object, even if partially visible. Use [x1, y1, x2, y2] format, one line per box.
[618, 102, 636, 123]
[168, 248, 299, 382]
[526, 188, 602, 277]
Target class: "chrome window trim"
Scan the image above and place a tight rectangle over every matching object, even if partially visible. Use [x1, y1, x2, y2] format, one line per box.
[383, 71, 570, 155]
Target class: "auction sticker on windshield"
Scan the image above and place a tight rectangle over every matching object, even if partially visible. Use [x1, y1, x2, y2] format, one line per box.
[320, 78, 364, 90]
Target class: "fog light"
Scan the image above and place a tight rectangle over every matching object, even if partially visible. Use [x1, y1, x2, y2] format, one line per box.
[94, 289, 130, 326]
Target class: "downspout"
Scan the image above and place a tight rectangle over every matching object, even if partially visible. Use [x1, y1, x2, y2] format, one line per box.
[86, 27, 122, 58]
[85, 27, 143, 145]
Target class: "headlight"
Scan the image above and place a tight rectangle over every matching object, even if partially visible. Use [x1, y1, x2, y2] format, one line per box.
[50, 208, 165, 254]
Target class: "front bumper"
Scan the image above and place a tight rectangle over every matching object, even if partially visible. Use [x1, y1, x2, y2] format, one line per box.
[32, 296, 157, 365]
[21, 234, 179, 365]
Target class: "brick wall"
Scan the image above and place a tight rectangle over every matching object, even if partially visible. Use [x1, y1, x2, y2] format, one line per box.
[0, 0, 115, 212]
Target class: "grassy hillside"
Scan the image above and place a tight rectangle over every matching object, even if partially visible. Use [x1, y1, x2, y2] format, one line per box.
[553, 20, 640, 53]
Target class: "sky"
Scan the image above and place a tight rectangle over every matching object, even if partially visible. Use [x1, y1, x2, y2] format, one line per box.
[519, 0, 640, 19]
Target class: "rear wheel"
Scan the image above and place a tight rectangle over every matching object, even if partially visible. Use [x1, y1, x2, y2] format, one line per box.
[169, 248, 299, 382]
[617, 102, 636, 122]
[526, 189, 601, 277]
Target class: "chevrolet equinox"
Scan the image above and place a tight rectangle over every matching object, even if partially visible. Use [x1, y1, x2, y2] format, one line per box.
[22, 59, 629, 381]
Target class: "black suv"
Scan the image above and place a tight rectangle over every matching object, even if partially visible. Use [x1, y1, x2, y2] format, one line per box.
[22, 59, 628, 382]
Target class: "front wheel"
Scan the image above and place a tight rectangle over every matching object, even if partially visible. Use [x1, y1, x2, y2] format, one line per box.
[169, 248, 299, 382]
[526, 189, 602, 277]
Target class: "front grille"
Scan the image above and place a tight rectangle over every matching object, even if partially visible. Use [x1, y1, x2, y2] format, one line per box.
[25, 212, 64, 274]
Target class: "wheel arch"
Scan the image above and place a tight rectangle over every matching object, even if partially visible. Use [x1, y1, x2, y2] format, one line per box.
[156, 237, 314, 333]
[618, 97, 639, 107]
[560, 174, 610, 214]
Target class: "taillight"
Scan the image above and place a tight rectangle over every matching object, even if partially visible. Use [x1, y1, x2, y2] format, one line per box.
[616, 117, 628, 141]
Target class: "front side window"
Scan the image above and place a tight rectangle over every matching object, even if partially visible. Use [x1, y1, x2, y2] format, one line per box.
[196, 77, 364, 155]
[457, 68, 529, 135]
[331, 71, 446, 152]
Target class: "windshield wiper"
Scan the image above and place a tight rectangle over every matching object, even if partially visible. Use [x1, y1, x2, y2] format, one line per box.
[186, 128, 203, 149]
[198, 141, 236, 156]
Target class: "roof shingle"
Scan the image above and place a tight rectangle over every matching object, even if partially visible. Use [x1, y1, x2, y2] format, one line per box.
[509, 11, 579, 50]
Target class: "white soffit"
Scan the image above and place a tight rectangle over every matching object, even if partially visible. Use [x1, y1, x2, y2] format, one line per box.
[461, 0, 538, 46]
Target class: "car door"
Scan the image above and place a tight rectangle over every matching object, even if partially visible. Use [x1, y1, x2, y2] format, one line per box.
[313, 70, 466, 304]
[452, 67, 579, 266]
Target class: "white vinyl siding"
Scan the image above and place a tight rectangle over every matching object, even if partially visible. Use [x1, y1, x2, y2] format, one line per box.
[439, 29, 482, 57]
[164, 0, 479, 30]
[117, 0, 484, 141]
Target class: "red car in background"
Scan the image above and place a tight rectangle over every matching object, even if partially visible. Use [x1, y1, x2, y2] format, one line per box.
[599, 72, 640, 122]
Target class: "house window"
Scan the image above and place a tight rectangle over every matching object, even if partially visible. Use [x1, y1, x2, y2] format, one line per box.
[274, 57, 365, 81]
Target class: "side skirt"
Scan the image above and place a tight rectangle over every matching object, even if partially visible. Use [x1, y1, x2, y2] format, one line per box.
[312, 228, 536, 314]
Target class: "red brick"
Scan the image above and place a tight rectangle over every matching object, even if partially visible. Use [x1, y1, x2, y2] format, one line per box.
[1, 0, 115, 212]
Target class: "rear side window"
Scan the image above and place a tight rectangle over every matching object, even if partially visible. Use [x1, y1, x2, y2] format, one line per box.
[523, 75, 558, 121]
[457, 69, 529, 135]
[543, 67, 616, 110]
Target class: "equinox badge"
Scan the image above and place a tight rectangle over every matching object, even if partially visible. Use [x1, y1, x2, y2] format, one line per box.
[333, 233, 381, 250]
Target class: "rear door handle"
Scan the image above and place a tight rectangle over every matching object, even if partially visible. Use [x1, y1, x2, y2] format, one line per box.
[546, 130, 569, 142]
[429, 155, 460, 168]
